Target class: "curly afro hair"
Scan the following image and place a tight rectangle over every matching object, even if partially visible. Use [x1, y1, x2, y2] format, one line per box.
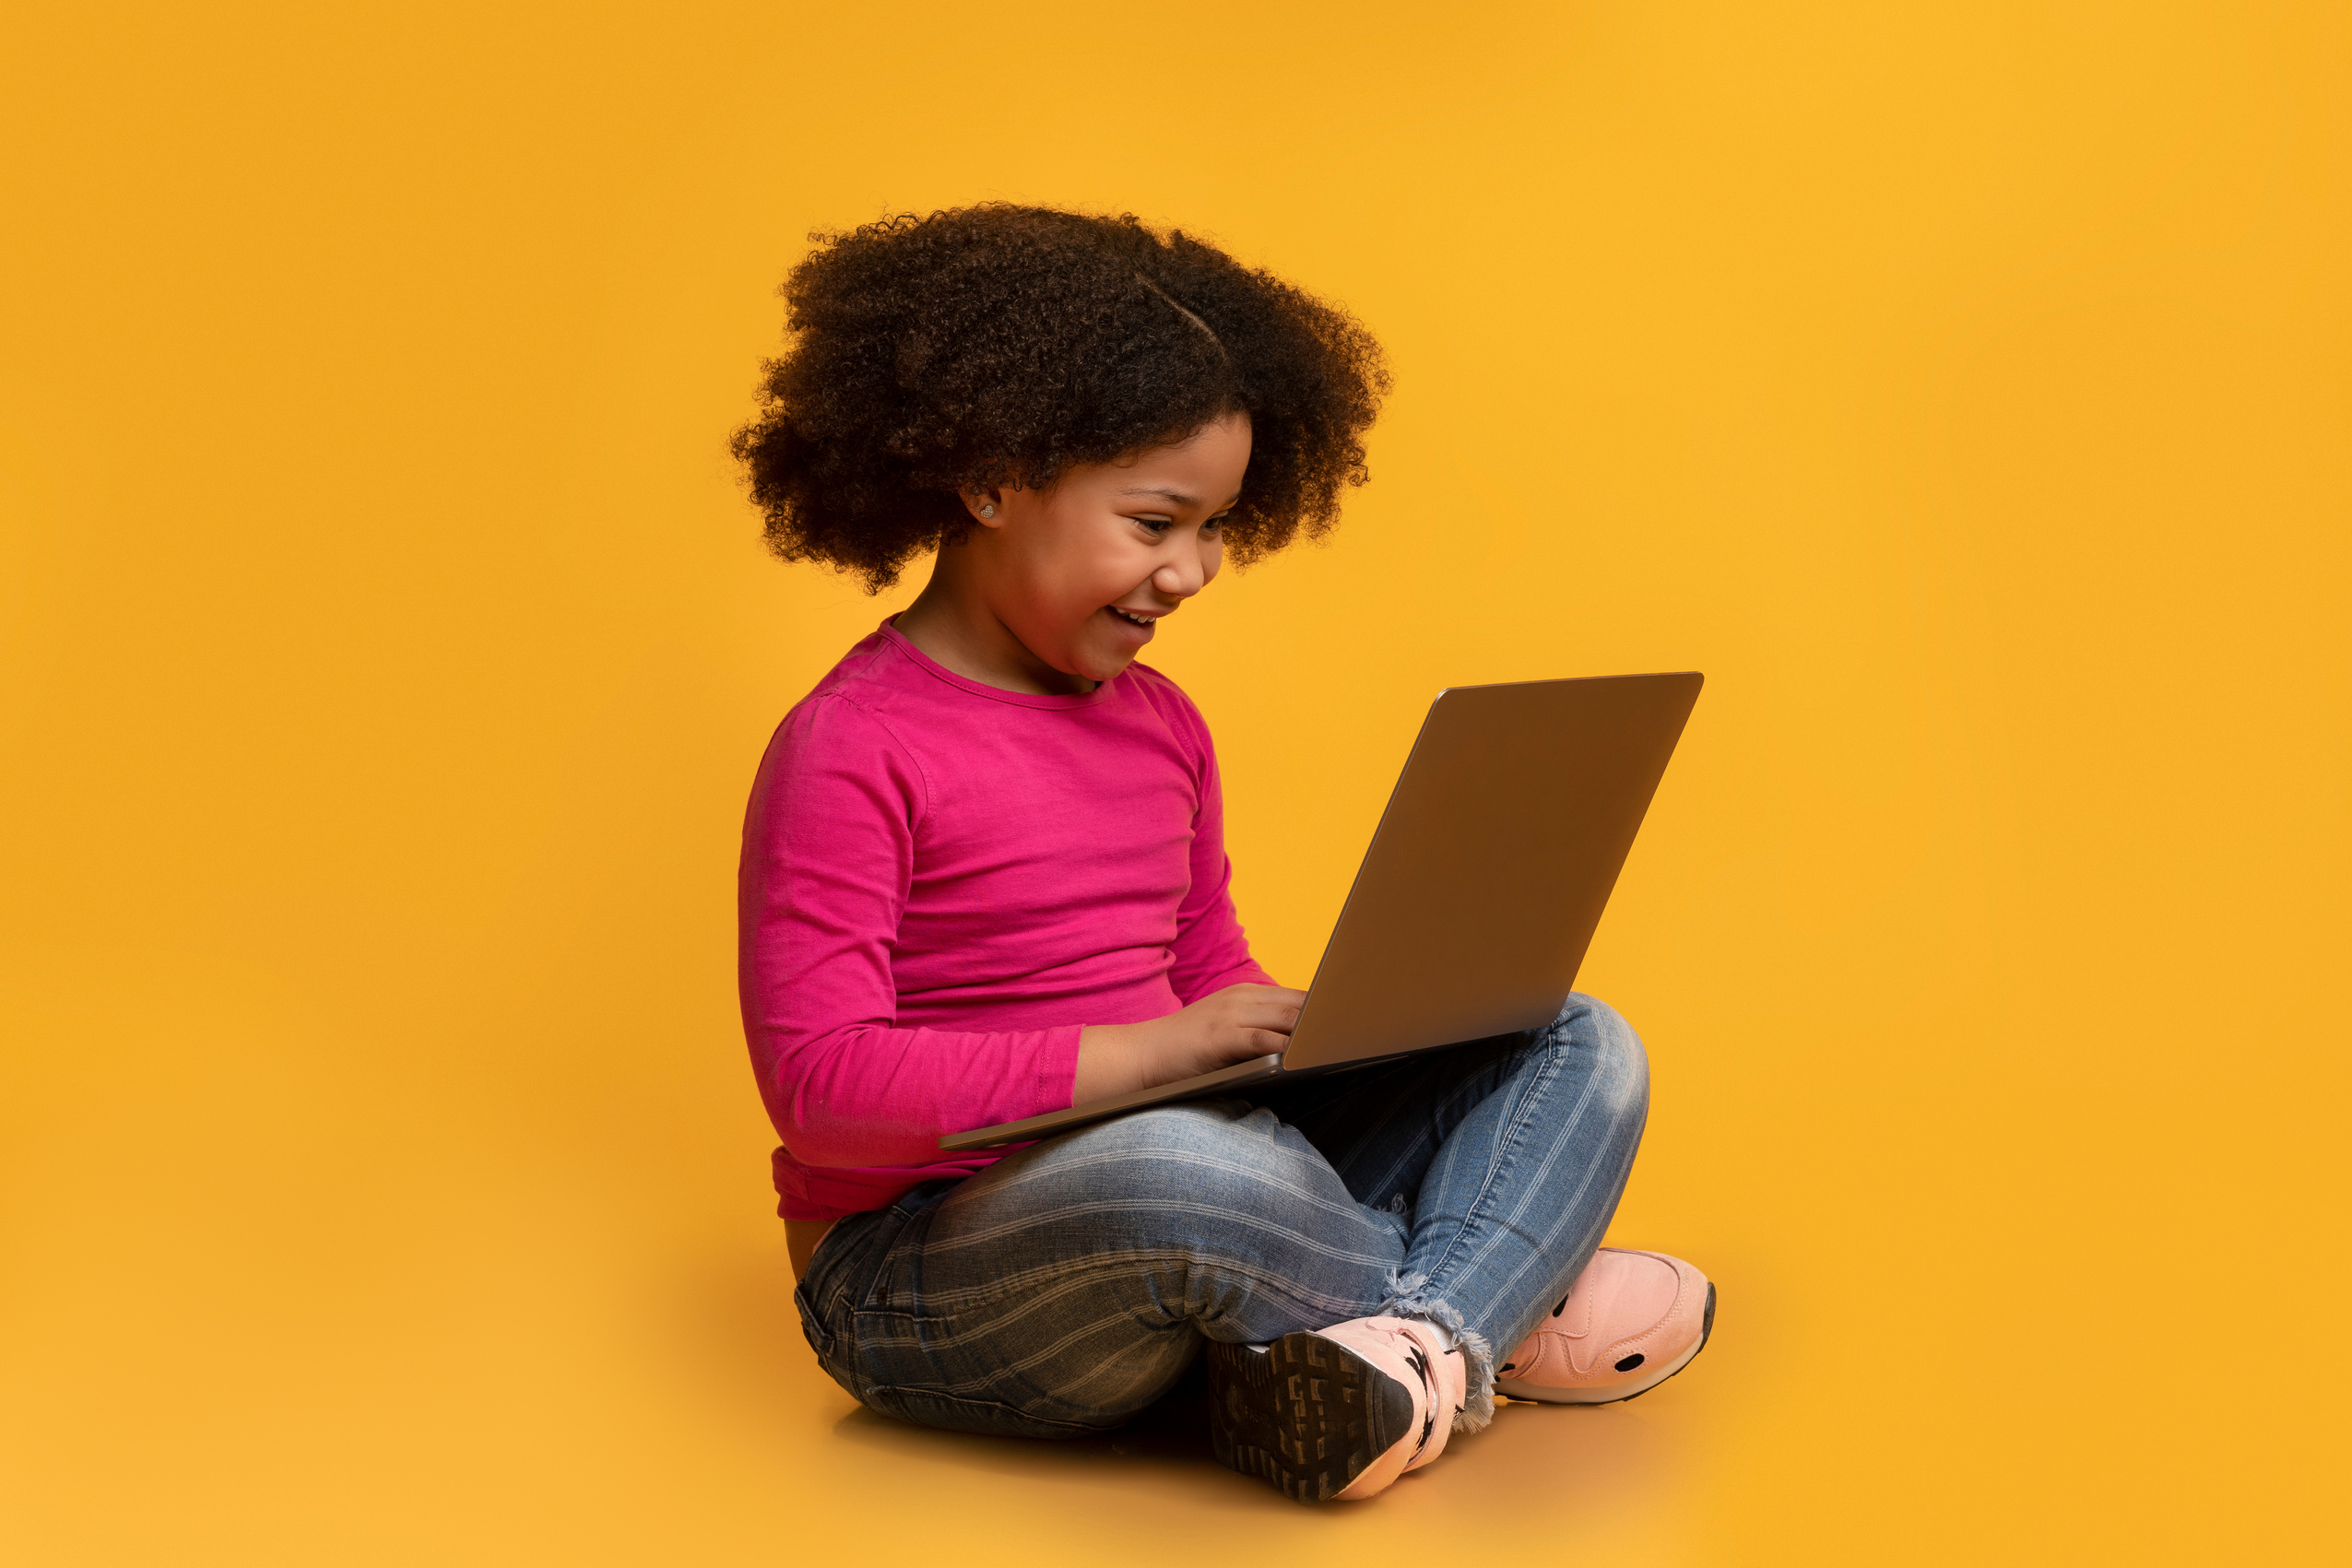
[731, 205, 1390, 591]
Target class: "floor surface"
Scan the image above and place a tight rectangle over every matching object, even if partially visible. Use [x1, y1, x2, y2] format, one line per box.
[5, 2, 2346, 1562]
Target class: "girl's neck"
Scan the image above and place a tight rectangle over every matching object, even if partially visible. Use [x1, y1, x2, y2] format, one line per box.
[893, 560, 1097, 698]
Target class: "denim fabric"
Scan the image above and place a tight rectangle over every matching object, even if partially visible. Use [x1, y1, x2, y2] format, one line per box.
[792, 994, 1649, 1439]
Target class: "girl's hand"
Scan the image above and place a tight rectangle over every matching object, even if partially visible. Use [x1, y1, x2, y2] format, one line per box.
[1072, 984, 1307, 1103]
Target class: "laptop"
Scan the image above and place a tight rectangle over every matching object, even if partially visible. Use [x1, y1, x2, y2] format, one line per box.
[938, 671, 1703, 1153]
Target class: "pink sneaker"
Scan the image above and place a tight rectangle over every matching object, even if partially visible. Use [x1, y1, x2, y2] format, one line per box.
[1494, 1248, 1716, 1406]
[1208, 1316, 1465, 1503]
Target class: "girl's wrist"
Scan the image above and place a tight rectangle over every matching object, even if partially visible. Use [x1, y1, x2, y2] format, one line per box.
[1073, 1020, 1157, 1104]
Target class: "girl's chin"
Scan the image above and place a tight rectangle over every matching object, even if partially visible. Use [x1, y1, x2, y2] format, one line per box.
[1063, 641, 1138, 686]
[1070, 656, 1133, 685]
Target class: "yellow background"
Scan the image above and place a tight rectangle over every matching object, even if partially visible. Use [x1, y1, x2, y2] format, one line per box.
[4, 2, 2345, 1562]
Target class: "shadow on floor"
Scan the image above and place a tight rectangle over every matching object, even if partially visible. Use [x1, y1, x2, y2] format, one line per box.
[681, 1236, 1682, 1518]
[823, 1351, 1682, 1515]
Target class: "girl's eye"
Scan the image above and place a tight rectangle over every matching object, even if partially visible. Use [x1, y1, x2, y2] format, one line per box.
[1135, 517, 1173, 534]
[1202, 515, 1229, 536]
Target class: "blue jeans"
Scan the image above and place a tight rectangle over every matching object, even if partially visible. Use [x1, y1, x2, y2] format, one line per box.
[793, 994, 1649, 1439]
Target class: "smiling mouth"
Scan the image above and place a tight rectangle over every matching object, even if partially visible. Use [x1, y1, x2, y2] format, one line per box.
[1108, 607, 1160, 629]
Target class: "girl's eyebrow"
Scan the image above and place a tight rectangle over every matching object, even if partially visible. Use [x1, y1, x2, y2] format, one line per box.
[1114, 486, 1245, 507]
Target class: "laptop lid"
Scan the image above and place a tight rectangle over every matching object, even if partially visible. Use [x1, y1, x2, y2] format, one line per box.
[1277, 672, 1702, 1071]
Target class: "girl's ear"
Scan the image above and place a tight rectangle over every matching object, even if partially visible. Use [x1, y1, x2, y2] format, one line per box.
[963, 486, 1007, 527]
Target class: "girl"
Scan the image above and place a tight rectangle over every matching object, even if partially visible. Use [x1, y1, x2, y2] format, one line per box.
[733, 206, 1713, 1504]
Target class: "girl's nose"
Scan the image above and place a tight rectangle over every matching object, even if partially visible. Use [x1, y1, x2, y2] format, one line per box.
[1152, 558, 1204, 599]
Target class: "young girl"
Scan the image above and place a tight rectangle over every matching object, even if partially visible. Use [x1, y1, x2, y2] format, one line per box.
[733, 206, 1714, 1504]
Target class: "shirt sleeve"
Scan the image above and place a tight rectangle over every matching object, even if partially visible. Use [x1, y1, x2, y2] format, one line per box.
[1164, 694, 1278, 1002]
[737, 696, 1083, 1171]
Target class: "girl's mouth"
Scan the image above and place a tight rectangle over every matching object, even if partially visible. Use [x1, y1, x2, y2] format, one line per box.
[1106, 607, 1159, 631]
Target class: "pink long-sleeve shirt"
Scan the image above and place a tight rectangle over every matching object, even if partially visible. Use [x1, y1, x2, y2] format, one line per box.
[738, 620, 1272, 1221]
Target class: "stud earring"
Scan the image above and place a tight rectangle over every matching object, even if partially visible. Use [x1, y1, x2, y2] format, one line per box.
[978, 503, 997, 518]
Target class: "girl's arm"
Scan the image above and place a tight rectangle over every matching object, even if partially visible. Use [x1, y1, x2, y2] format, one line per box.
[1164, 698, 1277, 1001]
[739, 699, 1083, 1170]
[1058, 690, 1306, 1102]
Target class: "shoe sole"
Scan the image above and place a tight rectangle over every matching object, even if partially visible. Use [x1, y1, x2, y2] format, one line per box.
[1493, 1281, 1718, 1407]
[1207, 1331, 1416, 1504]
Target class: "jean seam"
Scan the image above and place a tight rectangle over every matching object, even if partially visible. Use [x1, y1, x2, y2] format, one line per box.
[1461, 1074, 1611, 1309]
[870, 1240, 1389, 1358]
[1460, 1042, 1649, 1341]
[1418, 1030, 1562, 1291]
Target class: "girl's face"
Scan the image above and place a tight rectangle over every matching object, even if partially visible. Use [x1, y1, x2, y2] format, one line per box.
[964, 411, 1251, 689]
